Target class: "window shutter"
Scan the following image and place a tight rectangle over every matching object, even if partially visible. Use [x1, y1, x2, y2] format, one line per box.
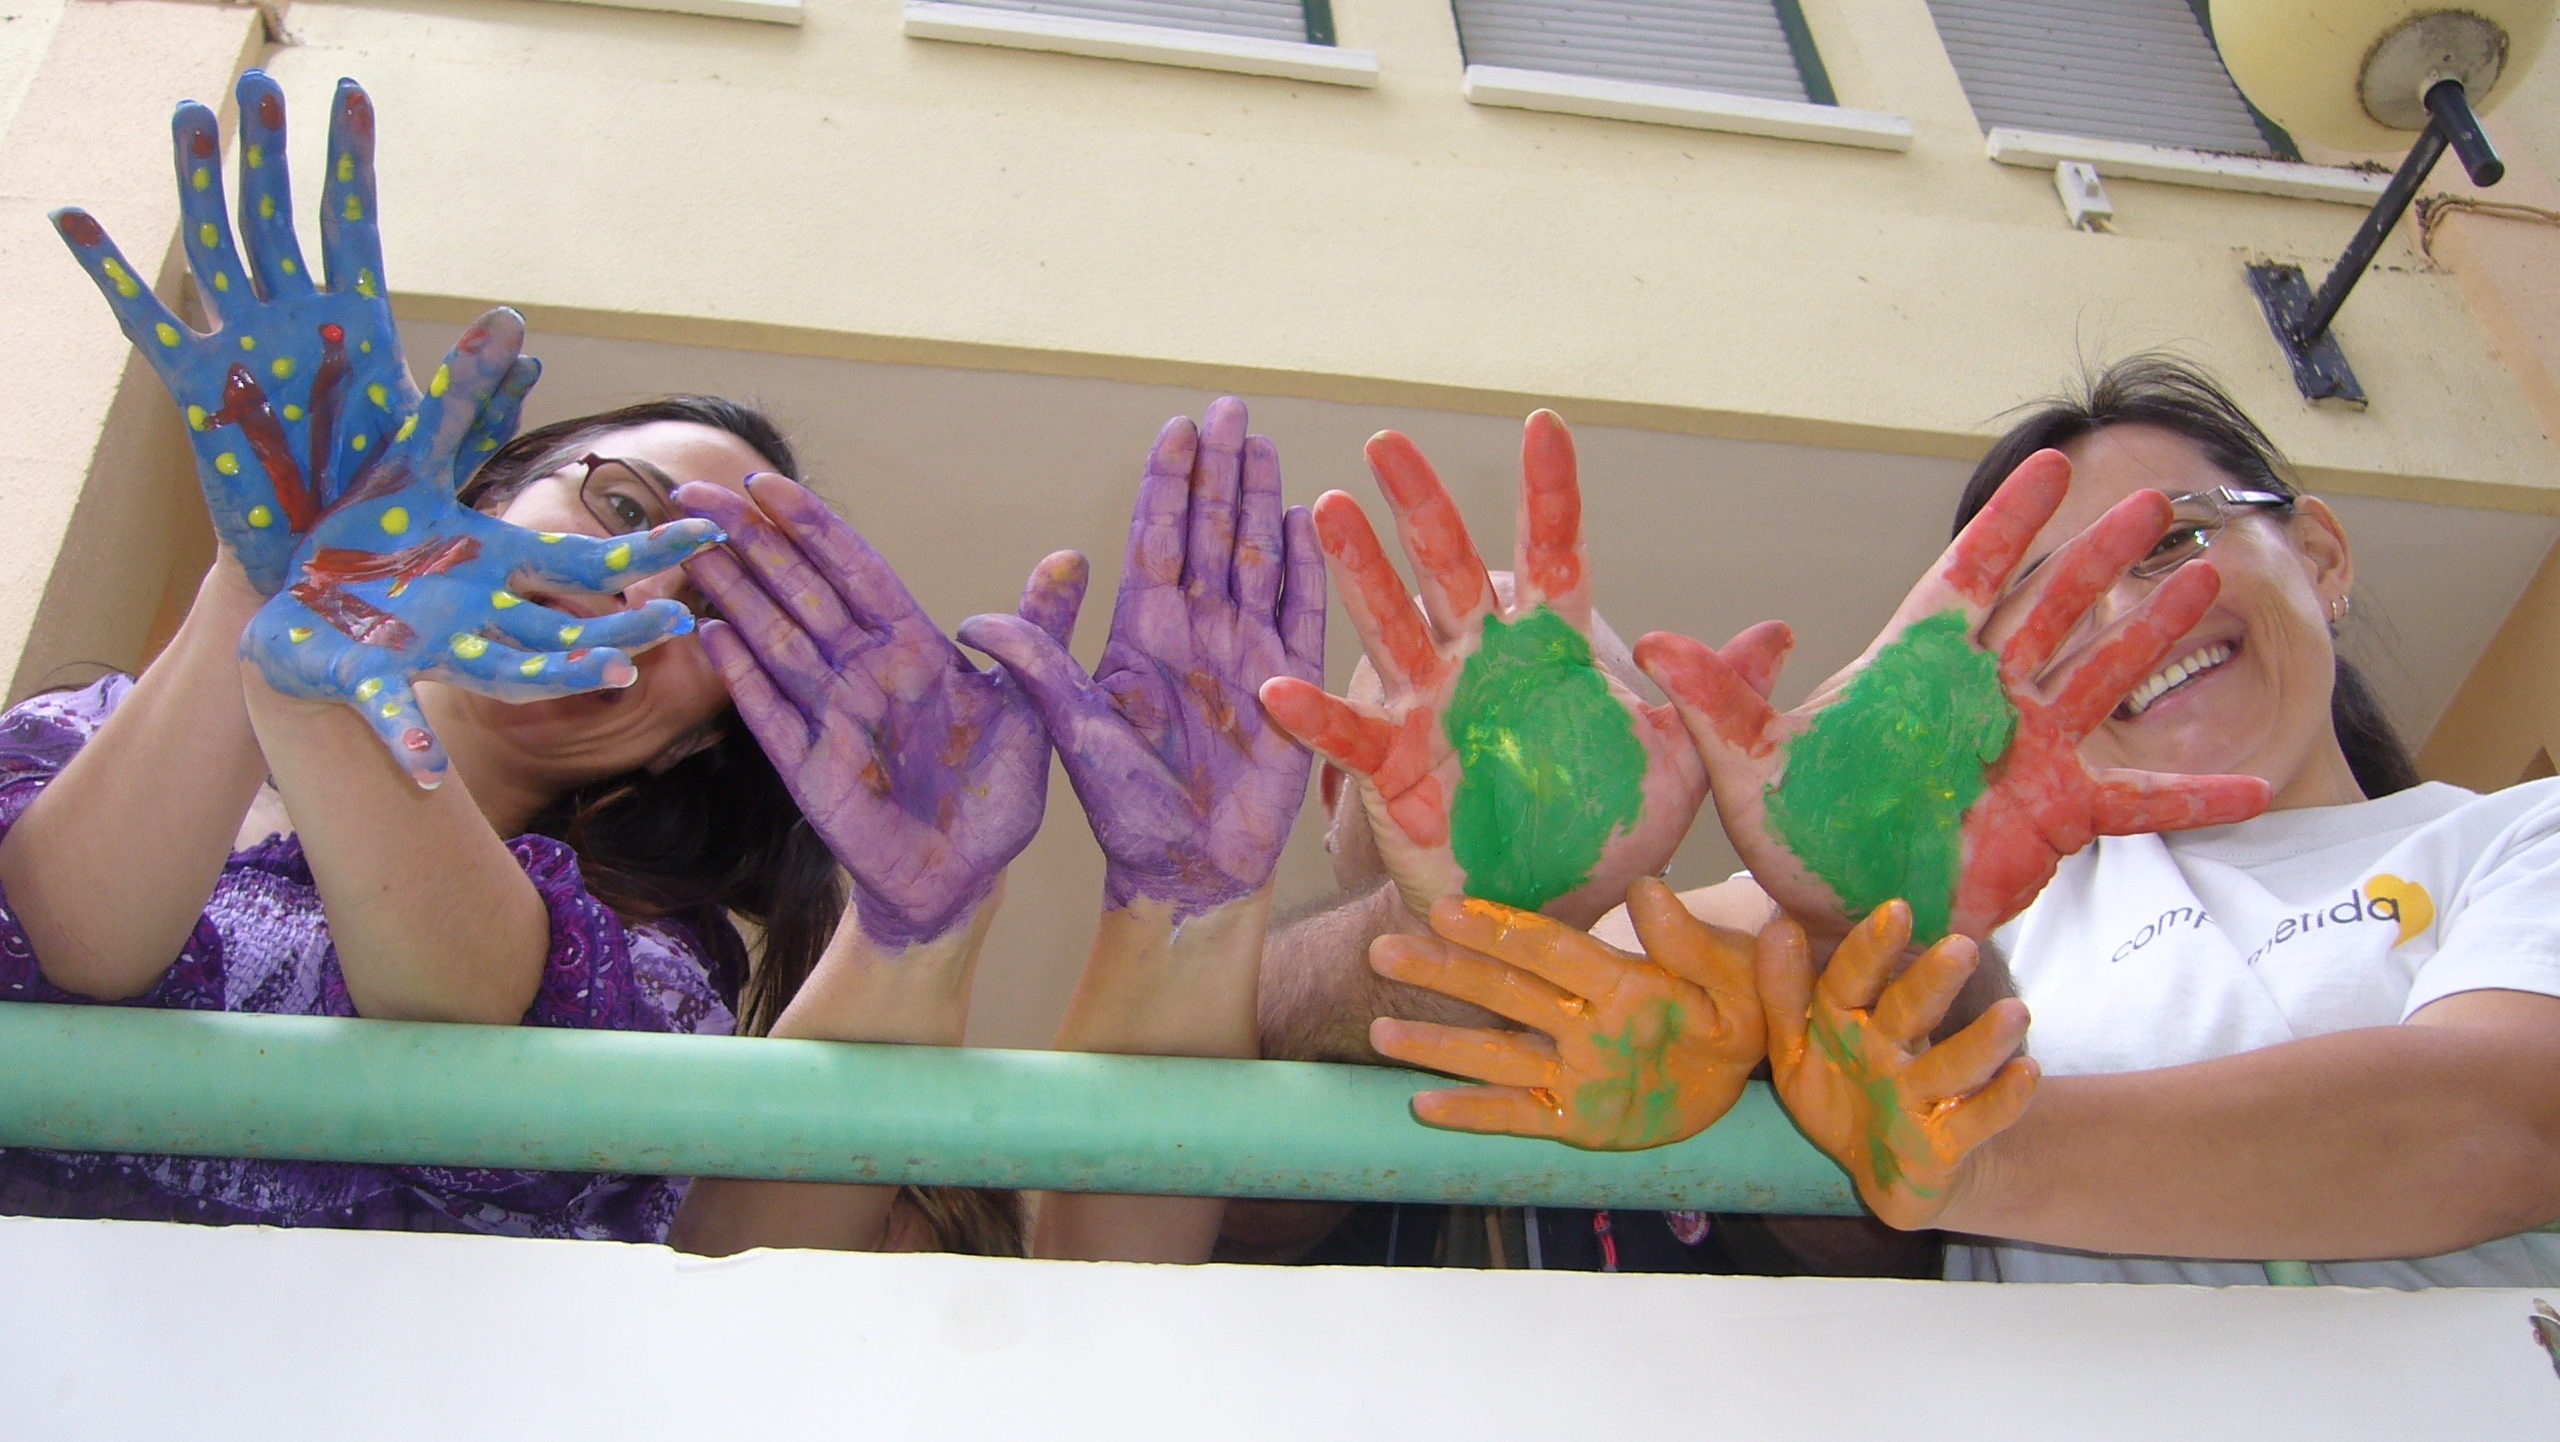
[1451, 0, 1826, 105]
[950, 0, 1317, 44]
[1926, 0, 2284, 155]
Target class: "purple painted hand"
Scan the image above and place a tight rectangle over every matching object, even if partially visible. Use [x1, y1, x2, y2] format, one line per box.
[681, 474, 1088, 949]
[958, 398, 1326, 918]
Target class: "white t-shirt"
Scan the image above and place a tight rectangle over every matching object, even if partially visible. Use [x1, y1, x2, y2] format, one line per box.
[1945, 779, 2560, 1289]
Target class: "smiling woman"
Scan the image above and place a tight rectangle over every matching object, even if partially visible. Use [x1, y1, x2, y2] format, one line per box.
[1916, 357, 2560, 1286]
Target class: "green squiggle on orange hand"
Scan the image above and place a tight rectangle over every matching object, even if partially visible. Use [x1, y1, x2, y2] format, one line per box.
[1808, 1007, 1938, 1200]
[1445, 607, 1646, 911]
[1573, 998, 1687, 1146]
[1761, 609, 2014, 942]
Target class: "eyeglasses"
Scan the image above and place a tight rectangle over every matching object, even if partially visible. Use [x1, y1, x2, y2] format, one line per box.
[575, 454, 685, 537]
[2129, 486, 2295, 579]
[571, 454, 717, 619]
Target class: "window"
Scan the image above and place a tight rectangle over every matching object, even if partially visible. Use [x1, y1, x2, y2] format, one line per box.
[1927, 0, 2292, 156]
[1450, 0, 1836, 106]
[948, 0, 1334, 45]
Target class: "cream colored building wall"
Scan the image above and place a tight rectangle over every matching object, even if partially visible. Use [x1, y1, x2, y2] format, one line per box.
[246, 0, 2552, 505]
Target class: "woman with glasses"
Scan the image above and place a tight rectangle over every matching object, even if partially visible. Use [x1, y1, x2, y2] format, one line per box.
[1378, 356, 2560, 1286]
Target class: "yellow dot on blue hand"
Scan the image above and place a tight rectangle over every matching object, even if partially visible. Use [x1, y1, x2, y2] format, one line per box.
[343, 195, 363, 221]
[538, 532, 564, 543]
[356, 272, 378, 299]
[394, 414, 417, 443]
[380, 506, 409, 535]
[191, 167, 210, 191]
[367, 384, 388, 408]
[186, 406, 208, 430]
[351, 434, 368, 451]
[269, 357, 294, 380]
[154, 323, 180, 347]
[211, 272, 229, 292]
[605, 543, 633, 572]
[281, 404, 303, 421]
[101, 260, 137, 298]
[286, 625, 311, 642]
[257, 195, 274, 219]
[355, 678, 382, 701]
[491, 590, 520, 609]
[379, 702, 400, 719]
[197, 223, 217, 248]
[247, 505, 273, 528]
[238, 336, 256, 352]
[558, 624, 583, 644]
[428, 365, 449, 399]
[336, 154, 355, 183]
[214, 453, 240, 475]
[518, 656, 545, 676]
[280, 257, 297, 275]
[246, 144, 263, 169]
[450, 634, 488, 660]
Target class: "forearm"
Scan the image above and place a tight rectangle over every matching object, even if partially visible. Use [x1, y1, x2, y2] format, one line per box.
[243, 674, 546, 1024]
[672, 893, 999, 1256]
[0, 563, 268, 998]
[1256, 879, 1507, 1063]
[1036, 887, 1272, 1262]
[1942, 1021, 2560, 1260]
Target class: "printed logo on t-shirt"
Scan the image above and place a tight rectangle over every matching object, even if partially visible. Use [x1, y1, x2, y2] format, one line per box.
[2110, 905, 2214, 963]
[2237, 875, 2435, 967]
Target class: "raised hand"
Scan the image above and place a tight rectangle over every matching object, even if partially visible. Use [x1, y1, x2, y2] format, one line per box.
[1369, 879, 1764, 1150]
[1636, 451, 2273, 944]
[237, 311, 721, 785]
[681, 474, 1088, 948]
[1761, 901, 2037, 1228]
[51, 73, 512, 594]
[959, 397, 1324, 918]
[1259, 411, 1776, 928]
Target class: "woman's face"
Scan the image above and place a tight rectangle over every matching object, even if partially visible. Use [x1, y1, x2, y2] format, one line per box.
[453, 419, 772, 783]
[1984, 423, 2360, 810]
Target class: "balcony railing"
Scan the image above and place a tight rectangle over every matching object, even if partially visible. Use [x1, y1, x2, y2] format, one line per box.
[0, 1003, 1859, 1212]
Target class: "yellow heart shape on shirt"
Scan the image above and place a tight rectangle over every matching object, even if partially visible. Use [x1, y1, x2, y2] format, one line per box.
[2364, 873, 2434, 946]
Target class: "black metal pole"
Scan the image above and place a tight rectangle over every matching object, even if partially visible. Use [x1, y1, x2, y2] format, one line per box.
[2426, 77, 2505, 186]
[2295, 115, 2448, 347]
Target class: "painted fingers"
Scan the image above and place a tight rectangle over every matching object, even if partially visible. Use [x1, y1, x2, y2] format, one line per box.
[232, 72, 315, 302]
[1514, 409, 1590, 625]
[1761, 902, 2038, 1227]
[1363, 430, 1492, 643]
[318, 79, 386, 299]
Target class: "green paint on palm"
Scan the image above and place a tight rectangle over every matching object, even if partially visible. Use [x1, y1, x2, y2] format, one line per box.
[1808, 1007, 1938, 1200]
[1573, 998, 1688, 1146]
[1444, 607, 1647, 911]
[1762, 609, 2015, 942]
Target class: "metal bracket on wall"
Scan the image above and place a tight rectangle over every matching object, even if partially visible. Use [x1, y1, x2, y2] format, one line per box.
[2246, 262, 2365, 406]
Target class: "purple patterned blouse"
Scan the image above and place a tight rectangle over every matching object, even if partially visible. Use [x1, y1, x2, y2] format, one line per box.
[0, 676, 740, 1241]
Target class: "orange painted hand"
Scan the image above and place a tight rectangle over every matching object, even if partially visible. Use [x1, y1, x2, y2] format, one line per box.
[1760, 900, 2039, 1229]
[1258, 410, 1790, 929]
[1366, 880, 1764, 1150]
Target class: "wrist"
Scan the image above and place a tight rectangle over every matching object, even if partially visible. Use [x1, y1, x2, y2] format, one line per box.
[1063, 884, 1275, 1058]
[773, 883, 1003, 1046]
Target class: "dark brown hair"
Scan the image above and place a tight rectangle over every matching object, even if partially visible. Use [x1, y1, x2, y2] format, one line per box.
[465, 396, 1025, 1257]
[1951, 357, 2420, 799]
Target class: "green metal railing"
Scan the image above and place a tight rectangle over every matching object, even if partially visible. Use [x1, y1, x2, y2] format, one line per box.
[0, 1003, 1860, 1212]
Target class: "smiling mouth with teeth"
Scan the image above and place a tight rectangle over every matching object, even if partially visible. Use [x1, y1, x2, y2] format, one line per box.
[2119, 641, 2235, 719]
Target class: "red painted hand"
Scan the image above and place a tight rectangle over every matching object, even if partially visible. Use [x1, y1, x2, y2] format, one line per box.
[1634, 449, 2271, 943]
[1760, 901, 2037, 1229]
[1259, 410, 1788, 928]
[1367, 880, 1764, 1150]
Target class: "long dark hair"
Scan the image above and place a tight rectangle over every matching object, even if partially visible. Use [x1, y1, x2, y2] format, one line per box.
[1951, 357, 2420, 799]
[464, 396, 1025, 1257]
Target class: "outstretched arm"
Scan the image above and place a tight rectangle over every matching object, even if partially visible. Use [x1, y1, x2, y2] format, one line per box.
[669, 474, 1085, 1255]
[1940, 989, 2560, 1260]
[963, 397, 1323, 1263]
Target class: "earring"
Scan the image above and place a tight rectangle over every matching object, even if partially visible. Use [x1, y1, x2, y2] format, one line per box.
[2328, 594, 2351, 623]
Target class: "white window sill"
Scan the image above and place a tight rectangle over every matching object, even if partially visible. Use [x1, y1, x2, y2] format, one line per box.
[1460, 65, 1912, 152]
[533, 0, 802, 24]
[901, 2, 1378, 86]
[1985, 128, 2387, 206]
